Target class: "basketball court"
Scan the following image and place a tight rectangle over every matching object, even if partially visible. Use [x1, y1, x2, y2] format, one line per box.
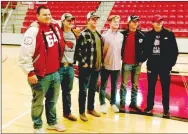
[2, 45, 188, 133]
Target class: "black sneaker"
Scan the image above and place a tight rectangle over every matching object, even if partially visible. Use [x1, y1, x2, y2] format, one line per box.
[119, 105, 126, 112]
[144, 107, 153, 114]
[129, 104, 142, 113]
[163, 112, 170, 118]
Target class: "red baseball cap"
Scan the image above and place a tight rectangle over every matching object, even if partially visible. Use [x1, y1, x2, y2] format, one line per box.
[152, 14, 163, 23]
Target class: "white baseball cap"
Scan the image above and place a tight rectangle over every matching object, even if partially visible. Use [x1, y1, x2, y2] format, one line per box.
[61, 13, 75, 21]
[87, 11, 100, 19]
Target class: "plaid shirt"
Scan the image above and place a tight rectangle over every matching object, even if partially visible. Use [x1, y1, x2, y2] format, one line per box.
[74, 28, 104, 69]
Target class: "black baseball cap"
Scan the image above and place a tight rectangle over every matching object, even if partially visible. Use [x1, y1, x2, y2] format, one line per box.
[127, 15, 140, 22]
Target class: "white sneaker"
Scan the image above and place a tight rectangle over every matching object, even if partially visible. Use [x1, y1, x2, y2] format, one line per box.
[33, 128, 46, 133]
[46, 123, 66, 132]
[101, 104, 108, 114]
[111, 104, 119, 113]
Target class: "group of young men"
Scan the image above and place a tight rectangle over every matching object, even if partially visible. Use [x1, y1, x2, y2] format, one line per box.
[18, 5, 178, 133]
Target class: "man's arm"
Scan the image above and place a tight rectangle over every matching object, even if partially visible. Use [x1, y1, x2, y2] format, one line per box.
[141, 31, 149, 63]
[169, 32, 179, 67]
[101, 33, 108, 58]
[18, 27, 38, 83]
[74, 34, 87, 67]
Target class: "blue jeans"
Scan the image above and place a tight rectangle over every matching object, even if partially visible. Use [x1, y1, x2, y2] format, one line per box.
[59, 66, 74, 115]
[29, 71, 60, 129]
[120, 64, 141, 106]
[99, 69, 120, 105]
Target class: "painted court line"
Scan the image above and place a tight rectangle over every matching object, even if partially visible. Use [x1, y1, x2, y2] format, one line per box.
[181, 75, 188, 95]
[2, 110, 30, 130]
[177, 65, 188, 95]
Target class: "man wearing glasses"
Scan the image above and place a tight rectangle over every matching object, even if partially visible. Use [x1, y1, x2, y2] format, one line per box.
[119, 15, 146, 113]
[74, 11, 104, 122]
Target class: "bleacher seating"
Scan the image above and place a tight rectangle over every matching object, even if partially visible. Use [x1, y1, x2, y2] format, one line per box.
[102, 1, 188, 37]
[21, 2, 100, 33]
[21, 1, 188, 37]
[1, 1, 17, 9]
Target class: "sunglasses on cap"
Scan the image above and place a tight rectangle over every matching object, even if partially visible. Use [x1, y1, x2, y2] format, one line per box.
[65, 19, 75, 23]
[153, 20, 163, 23]
[131, 20, 139, 23]
[90, 17, 99, 21]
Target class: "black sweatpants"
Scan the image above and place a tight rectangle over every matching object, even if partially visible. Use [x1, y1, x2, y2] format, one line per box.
[146, 68, 171, 113]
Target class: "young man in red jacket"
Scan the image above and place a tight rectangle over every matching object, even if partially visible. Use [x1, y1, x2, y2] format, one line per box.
[18, 6, 65, 133]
